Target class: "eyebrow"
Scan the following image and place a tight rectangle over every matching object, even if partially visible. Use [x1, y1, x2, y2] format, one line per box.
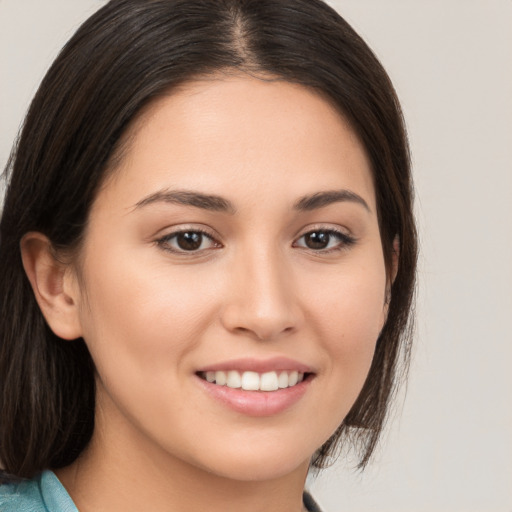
[294, 189, 371, 213]
[133, 188, 370, 214]
[133, 189, 236, 214]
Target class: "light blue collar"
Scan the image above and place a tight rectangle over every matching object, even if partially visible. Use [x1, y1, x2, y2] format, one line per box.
[39, 470, 79, 512]
[0, 470, 78, 512]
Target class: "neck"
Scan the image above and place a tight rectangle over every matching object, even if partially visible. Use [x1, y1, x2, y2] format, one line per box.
[56, 406, 310, 512]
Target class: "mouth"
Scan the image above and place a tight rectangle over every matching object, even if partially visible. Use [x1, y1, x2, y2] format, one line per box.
[197, 370, 311, 392]
[195, 359, 315, 416]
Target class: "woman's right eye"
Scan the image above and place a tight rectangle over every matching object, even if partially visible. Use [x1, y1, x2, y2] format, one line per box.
[157, 230, 221, 253]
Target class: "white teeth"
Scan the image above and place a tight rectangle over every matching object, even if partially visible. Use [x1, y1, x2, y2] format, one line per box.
[278, 371, 289, 388]
[204, 370, 307, 391]
[260, 371, 279, 391]
[241, 371, 260, 391]
[288, 370, 298, 387]
[215, 371, 227, 386]
[226, 370, 242, 388]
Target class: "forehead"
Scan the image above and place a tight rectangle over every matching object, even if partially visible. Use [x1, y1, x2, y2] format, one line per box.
[98, 75, 375, 213]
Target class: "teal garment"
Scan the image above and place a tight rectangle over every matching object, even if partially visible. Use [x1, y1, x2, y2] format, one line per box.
[0, 470, 78, 512]
[0, 470, 322, 511]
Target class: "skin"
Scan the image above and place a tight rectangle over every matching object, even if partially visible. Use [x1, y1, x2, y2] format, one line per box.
[22, 75, 392, 512]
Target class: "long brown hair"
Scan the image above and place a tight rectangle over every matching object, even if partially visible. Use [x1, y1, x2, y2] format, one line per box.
[0, 0, 416, 478]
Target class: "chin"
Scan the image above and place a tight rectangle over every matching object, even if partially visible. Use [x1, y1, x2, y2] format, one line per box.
[189, 440, 314, 482]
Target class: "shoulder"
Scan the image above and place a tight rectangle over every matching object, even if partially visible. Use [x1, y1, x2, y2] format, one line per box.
[0, 475, 47, 512]
[0, 470, 78, 512]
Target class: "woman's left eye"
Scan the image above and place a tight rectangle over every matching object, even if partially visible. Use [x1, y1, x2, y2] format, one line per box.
[157, 230, 220, 253]
[293, 229, 355, 252]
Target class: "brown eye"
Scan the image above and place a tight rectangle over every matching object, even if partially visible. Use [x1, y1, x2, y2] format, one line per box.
[294, 229, 356, 252]
[303, 232, 330, 249]
[158, 230, 220, 253]
[176, 232, 203, 251]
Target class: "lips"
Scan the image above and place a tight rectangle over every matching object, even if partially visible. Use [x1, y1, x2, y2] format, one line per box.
[197, 356, 312, 374]
[195, 357, 314, 416]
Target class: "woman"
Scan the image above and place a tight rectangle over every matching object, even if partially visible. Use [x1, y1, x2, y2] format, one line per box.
[0, 0, 417, 510]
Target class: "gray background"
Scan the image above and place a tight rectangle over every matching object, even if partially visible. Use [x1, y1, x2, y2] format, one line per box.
[1, 1, 511, 511]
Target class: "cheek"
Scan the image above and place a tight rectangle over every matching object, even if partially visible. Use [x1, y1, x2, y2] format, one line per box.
[307, 259, 387, 346]
[76, 248, 220, 380]
[303, 258, 387, 406]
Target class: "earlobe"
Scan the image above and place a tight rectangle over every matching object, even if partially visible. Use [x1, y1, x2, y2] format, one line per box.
[20, 232, 83, 340]
[390, 235, 400, 286]
[382, 236, 400, 324]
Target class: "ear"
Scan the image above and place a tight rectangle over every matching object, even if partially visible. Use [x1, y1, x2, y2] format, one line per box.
[20, 232, 83, 340]
[391, 235, 400, 284]
[385, 235, 400, 305]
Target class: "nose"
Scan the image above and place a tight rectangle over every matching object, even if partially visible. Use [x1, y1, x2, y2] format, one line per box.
[220, 246, 303, 341]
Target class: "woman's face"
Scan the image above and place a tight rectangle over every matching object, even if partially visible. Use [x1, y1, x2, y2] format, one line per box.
[72, 75, 389, 481]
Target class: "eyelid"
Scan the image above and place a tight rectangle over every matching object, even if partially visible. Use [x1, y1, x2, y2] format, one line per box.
[155, 225, 223, 254]
[293, 225, 357, 252]
[153, 223, 356, 255]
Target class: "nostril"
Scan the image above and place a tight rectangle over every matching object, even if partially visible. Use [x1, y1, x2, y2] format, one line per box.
[219, 285, 303, 341]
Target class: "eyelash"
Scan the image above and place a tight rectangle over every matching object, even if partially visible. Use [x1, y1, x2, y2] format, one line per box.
[156, 227, 356, 255]
[293, 228, 356, 253]
[156, 228, 220, 254]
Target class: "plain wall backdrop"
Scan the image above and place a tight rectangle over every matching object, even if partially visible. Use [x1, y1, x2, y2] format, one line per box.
[1, 1, 511, 511]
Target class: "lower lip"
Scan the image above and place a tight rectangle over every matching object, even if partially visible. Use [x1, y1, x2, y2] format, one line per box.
[196, 375, 312, 417]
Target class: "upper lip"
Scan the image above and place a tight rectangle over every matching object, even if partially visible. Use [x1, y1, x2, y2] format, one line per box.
[197, 357, 314, 374]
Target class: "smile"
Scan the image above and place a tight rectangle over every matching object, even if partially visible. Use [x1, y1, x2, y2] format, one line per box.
[198, 370, 305, 391]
